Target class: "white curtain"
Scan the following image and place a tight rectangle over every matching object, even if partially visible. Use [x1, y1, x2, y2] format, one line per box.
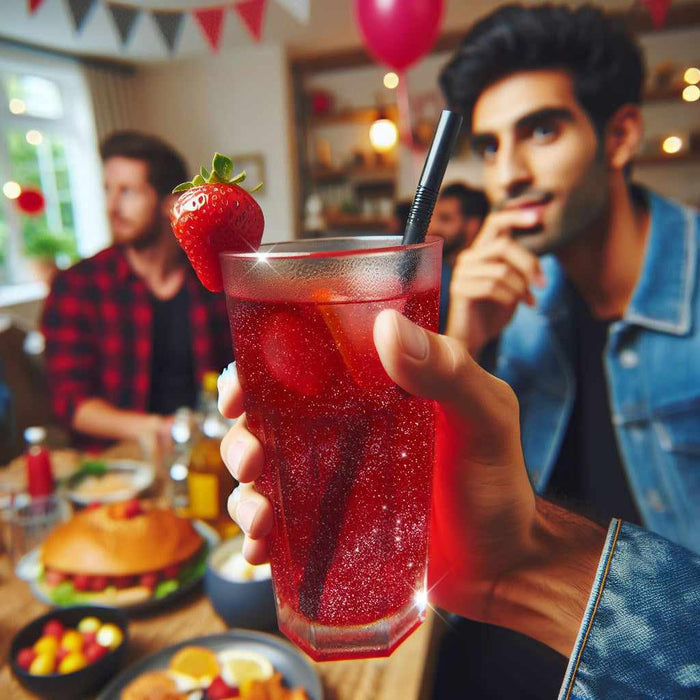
[81, 62, 139, 142]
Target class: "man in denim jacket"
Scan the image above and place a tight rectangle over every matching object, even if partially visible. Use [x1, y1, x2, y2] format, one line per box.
[441, 5, 700, 555]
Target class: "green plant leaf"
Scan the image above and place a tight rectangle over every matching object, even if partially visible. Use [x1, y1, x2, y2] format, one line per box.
[172, 182, 192, 193]
[213, 152, 233, 181]
[200, 166, 210, 181]
[192, 174, 205, 186]
[231, 171, 247, 185]
[249, 182, 263, 193]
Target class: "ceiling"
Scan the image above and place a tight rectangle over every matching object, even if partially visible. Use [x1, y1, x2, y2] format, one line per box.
[0, 0, 640, 64]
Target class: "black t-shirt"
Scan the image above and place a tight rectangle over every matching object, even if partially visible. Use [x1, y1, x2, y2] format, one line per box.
[545, 288, 642, 526]
[148, 285, 197, 415]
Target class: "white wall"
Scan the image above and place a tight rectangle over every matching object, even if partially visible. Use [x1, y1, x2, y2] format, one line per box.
[129, 44, 296, 243]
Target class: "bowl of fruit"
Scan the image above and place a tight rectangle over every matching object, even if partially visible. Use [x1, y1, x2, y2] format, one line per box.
[10, 606, 128, 699]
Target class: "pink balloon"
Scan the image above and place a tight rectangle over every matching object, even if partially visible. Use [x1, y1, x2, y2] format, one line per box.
[354, 0, 444, 72]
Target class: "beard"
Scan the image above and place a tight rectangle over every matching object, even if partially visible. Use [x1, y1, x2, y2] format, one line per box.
[498, 148, 610, 258]
[111, 210, 163, 251]
[441, 230, 467, 257]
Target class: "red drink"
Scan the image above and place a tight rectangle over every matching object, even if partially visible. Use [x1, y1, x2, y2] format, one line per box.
[221, 237, 441, 660]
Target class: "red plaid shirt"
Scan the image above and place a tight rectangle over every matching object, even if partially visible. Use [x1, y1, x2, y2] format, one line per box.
[41, 246, 232, 446]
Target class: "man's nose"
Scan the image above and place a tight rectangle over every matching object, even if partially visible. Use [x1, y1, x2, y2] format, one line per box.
[105, 190, 119, 216]
[495, 142, 533, 201]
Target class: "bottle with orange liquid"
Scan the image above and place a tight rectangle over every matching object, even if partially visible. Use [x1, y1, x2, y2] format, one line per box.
[187, 372, 239, 538]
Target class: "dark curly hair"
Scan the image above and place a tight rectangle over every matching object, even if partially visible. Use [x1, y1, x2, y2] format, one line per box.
[440, 4, 645, 134]
[100, 130, 188, 198]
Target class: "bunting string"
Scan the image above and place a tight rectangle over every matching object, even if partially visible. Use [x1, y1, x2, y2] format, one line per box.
[27, 0, 311, 53]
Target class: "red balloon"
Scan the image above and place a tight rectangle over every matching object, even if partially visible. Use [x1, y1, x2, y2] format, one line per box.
[16, 187, 45, 215]
[354, 0, 444, 71]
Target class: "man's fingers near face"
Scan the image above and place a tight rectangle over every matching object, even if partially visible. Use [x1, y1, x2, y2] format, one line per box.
[477, 208, 541, 243]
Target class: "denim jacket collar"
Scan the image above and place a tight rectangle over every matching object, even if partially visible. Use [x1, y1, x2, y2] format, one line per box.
[624, 190, 697, 335]
[533, 189, 696, 336]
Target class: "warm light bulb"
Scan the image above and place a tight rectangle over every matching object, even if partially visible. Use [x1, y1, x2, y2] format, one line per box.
[684, 67, 700, 85]
[662, 136, 683, 154]
[9, 98, 26, 114]
[3, 181, 21, 199]
[26, 130, 43, 146]
[369, 118, 398, 152]
[383, 71, 399, 89]
[682, 85, 700, 102]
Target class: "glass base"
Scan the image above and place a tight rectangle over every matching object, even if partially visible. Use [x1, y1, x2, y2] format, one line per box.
[277, 599, 426, 662]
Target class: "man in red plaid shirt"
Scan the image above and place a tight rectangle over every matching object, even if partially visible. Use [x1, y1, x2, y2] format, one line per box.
[42, 132, 231, 450]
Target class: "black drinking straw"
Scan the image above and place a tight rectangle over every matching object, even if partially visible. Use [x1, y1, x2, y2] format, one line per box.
[402, 110, 463, 246]
[298, 110, 463, 626]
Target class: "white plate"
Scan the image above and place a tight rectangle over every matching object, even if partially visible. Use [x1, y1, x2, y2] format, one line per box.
[63, 460, 155, 505]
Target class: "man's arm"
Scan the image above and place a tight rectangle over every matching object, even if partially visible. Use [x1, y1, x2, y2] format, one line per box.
[219, 311, 700, 696]
[73, 399, 172, 444]
[488, 498, 606, 657]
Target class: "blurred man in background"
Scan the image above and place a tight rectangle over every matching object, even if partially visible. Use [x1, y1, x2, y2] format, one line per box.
[436, 3, 700, 695]
[428, 183, 488, 331]
[42, 131, 230, 451]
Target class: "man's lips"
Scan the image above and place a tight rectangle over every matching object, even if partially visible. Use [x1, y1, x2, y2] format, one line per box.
[503, 193, 553, 213]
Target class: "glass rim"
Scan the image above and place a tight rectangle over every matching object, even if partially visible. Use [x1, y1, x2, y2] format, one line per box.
[219, 235, 441, 262]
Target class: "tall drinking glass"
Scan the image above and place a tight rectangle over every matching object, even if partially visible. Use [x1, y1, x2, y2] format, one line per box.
[220, 236, 442, 661]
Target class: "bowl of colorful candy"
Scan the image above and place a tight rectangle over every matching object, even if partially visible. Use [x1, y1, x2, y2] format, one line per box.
[9, 606, 128, 698]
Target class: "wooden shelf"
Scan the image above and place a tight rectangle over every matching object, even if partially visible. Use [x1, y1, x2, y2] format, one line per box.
[635, 151, 700, 165]
[309, 105, 398, 126]
[323, 213, 392, 231]
[644, 85, 700, 103]
[311, 164, 396, 184]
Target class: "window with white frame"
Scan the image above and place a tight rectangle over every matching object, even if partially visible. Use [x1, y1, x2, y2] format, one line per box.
[0, 45, 108, 296]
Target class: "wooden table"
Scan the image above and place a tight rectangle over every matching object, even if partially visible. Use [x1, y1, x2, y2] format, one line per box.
[0, 446, 439, 699]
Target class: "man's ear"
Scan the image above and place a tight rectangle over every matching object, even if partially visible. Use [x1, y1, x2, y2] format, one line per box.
[604, 104, 644, 171]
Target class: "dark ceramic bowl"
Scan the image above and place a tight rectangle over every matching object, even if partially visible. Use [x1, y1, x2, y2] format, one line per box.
[204, 536, 277, 630]
[9, 605, 128, 699]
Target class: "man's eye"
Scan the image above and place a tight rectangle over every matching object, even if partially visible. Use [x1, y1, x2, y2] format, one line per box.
[474, 142, 497, 161]
[532, 122, 557, 140]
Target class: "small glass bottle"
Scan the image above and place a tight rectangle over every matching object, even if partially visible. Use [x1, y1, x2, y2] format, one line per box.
[166, 408, 193, 515]
[187, 373, 239, 537]
[24, 427, 54, 497]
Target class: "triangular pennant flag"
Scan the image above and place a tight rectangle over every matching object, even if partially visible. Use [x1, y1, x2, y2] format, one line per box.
[66, 0, 97, 32]
[152, 10, 185, 54]
[107, 3, 141, 46]
[274, 0, 309, 25]
[641, 0, 672, 28]
[194, 8, 226, 52]
[27, 0, 46, 15]
[233, 0, 266, 42]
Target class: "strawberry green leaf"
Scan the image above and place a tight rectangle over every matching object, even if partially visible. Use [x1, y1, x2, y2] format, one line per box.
[249, 182, 263, 193]
[200, 166, 210, 181]
[231, 171, 247, 185]
[172, 182, 193, 193]
[213, 153, 233, 181]
[193, 174, 205, 186]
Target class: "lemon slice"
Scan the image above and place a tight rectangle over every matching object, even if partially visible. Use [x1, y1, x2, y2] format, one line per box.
[169, 646, 219, 683]
[217, 649, 273, 688]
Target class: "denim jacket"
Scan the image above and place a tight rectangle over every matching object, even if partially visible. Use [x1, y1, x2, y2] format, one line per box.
[560, 519, 700, 698]
[492, 190, 700, 553]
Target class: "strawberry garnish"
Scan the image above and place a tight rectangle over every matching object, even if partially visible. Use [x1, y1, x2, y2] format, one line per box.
[171, 153, 264, 292]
